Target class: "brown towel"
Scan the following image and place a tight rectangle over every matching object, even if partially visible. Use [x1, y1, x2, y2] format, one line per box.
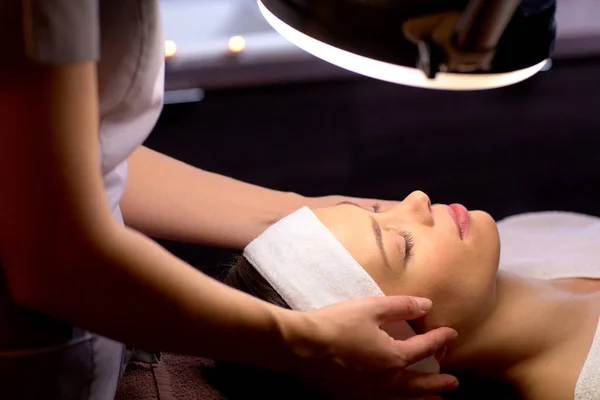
[116, 361, 158, 400]
[116, 354, 225, 400]
[116, 354, 519, 400]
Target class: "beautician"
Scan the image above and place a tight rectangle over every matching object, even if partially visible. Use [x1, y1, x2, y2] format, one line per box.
[0, 1, 458, 399]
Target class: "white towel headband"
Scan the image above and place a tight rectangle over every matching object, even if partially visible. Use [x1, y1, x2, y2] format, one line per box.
[243, 206, 439, 373]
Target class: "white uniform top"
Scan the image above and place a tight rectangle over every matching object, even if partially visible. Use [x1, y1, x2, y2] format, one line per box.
[96, 0, 165, 222]
[498, 212, 600, 400]
[0, 1, 165, 398]
[0, 0, 165, 222]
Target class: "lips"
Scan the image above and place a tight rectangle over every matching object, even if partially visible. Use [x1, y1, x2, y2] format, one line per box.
[446, 203, 470, 239]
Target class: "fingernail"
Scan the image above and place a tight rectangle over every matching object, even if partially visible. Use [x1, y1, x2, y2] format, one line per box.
[417, 298, 433, 312]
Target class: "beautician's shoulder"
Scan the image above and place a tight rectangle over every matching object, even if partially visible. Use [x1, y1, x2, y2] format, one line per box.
[0, 0, 99, 70]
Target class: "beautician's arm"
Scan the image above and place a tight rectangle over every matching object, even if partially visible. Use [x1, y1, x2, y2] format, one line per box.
[122, 146, 393, 249]
[0, 63, 457, 398]
[122, 146, 309, 249]
[0, 61, 303, 365]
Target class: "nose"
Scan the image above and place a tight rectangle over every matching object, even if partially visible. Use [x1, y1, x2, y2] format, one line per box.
[402, 190, 434, 226]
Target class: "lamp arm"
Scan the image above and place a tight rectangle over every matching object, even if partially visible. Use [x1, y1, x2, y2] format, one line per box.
[414, 0, 519, 77]
[453, 0, 520, 53]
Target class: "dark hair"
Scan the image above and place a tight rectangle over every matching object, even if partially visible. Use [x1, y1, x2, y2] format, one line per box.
[223, 255, 290, 309]
[207, 256, 322, 400]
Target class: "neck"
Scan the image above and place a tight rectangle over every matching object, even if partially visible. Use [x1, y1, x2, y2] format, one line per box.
[442, 272, 588, 385]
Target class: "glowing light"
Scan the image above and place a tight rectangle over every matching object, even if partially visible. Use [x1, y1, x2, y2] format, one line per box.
[257, 0, 547, 91]
[165, 40, 177, 58]
[228, 36, 246, 53]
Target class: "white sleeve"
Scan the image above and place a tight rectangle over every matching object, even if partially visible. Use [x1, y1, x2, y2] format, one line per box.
[22, 0, 100, 65]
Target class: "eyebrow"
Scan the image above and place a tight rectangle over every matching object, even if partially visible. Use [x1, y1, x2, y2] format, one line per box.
[336, 201, 387, 259]
[370, 216, 387, 259]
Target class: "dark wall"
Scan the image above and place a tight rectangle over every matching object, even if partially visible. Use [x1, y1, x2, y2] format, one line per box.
[145, 57, 600, 275]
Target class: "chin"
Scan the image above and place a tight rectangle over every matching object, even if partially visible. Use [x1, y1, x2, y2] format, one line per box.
[472, 211, 501, 258]
[471, 210, 498, 230]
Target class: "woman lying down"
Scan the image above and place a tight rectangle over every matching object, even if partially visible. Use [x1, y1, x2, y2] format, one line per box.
[219, 191, 600, 400]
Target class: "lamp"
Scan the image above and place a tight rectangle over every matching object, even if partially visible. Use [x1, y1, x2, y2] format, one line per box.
[257, 0, 557, 90]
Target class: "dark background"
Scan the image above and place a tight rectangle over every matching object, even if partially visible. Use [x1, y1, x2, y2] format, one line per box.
[146, 56, 600, 278]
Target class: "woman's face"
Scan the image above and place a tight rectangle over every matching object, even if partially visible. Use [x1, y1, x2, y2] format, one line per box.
[312, 191, 500, 335]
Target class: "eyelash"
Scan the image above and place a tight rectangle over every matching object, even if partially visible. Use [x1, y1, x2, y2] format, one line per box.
[400, 230, 415, 258]
[371, 203, 414, 258]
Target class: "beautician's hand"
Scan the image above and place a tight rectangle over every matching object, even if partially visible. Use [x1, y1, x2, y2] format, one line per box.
[284, 296, 459, 399]
[315, 194, 399, 212]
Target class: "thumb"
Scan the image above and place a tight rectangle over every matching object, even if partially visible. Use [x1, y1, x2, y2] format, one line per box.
[371, 296, 433, 324]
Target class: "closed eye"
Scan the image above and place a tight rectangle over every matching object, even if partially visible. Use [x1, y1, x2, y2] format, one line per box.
[368, 203, 414, 259]
[400, 230, 415, 259]
[336, 200, 414, 260]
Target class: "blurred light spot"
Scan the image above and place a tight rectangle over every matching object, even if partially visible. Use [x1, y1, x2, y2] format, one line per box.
[228, 36, 246, 53]
[165, 40, 177, 58]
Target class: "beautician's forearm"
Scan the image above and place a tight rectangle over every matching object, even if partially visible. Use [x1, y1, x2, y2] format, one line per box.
[12, 223, 299, 370]
[121, 146, 309, 249]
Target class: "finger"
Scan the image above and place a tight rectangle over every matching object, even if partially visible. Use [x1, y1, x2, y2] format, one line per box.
[393, 370, 459, 397]
[343, 197, 398, 212]
[394, 327, 458, 366]
[375, 200, 399, 212]
[371, 296, 434, 324]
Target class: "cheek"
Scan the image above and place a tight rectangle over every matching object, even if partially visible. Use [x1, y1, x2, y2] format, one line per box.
[410, 260, 457, 298]
[396, 248, 476, 322]
[394, 252, 458, 299]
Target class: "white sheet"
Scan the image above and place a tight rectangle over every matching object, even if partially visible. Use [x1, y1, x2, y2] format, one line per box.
[497, 211, 600, 400]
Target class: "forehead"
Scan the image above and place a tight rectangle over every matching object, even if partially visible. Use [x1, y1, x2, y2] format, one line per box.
[314, 205, 376, 257]
[314, 205, 396, 289]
